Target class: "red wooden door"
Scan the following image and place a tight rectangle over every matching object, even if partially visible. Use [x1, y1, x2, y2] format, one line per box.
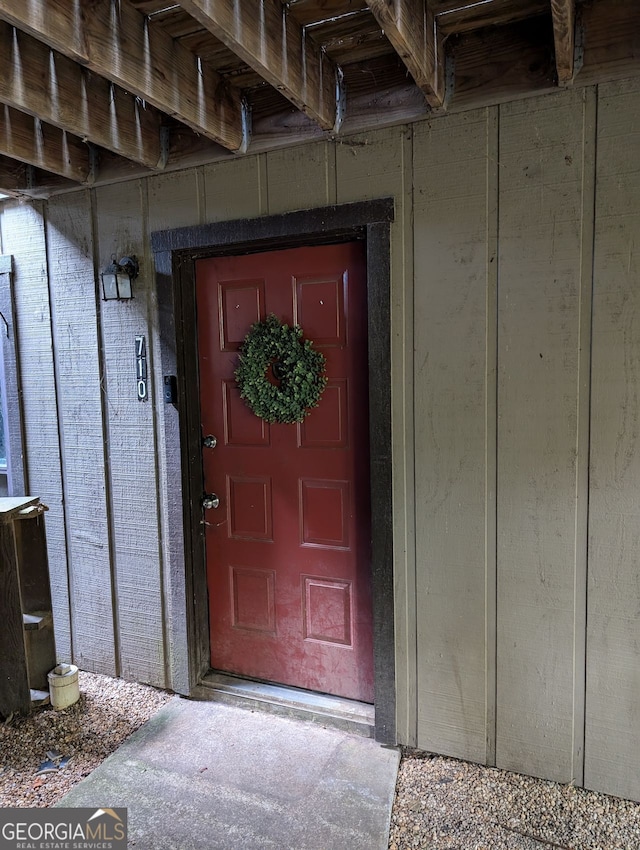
[196, 242, 373, 702]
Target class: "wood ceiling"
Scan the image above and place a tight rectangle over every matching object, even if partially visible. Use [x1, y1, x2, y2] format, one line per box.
[0, 0, 636, 198]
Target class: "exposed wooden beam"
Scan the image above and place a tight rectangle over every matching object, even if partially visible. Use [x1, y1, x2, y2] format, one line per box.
[551, 0, 575, 83]
[368, 0, 445, 108]
[0, 154, 74, 198]
[0, 23, 163, 169]
[450, 18, 555, 111]
[179, 0, 340, 131]
[10, 0, 640, 199]
[0, 155, 26, 196]
[0, 0, 246, 151]
[0, 106, 92, 184]
[579, 0, 640, 85]
[436, 0, 549, 35]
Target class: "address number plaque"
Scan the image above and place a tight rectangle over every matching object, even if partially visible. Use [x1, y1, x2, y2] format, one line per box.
[135, 335, 148, 401]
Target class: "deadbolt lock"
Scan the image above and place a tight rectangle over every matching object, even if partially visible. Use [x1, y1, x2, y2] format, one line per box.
[203, 435, 217, 449]
[202, 493, 220, 510]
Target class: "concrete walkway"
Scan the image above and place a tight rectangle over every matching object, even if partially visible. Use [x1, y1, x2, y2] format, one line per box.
[56, 696, 400, 850]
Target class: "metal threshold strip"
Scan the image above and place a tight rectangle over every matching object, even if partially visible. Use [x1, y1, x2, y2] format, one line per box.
[193, 671, 375, 738]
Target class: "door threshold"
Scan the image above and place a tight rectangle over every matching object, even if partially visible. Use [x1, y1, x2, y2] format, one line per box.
[191, 671, 375, 739]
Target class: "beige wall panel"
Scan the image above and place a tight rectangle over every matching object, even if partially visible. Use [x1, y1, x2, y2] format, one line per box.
[496, 89, 587, 782]
[0, 202, 72, 662]
[413, 110, 492, 763]
[45, 192, 116, 673]
[95, 181, 166, 686]
[148, 170, 204, 232]
[267, 142, 336, 214]
[586, 77, 640, 801]
[147, 169, 206, 693]
[203, 156, 264, 222]
[336, 126, 416, 745]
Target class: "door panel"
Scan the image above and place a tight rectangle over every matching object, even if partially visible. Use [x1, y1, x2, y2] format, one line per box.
[196, 242, 373, 702]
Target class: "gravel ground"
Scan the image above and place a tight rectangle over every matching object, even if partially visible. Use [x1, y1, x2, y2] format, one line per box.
[0, 671, 172, 808]
[2, 672, 639, 850]
[389, 749, 640, 850]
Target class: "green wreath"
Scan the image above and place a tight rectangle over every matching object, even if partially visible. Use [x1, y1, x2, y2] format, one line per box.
[235, 314, 327, 424]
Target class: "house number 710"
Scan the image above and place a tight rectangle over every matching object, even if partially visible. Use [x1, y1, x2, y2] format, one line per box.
[135, 335, 148, 401]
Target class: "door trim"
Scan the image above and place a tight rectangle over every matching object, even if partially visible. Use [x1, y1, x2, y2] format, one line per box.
[152, 199, 395, 743]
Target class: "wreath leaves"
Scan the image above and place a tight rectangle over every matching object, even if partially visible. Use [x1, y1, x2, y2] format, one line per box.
[235, 314, 327, 424]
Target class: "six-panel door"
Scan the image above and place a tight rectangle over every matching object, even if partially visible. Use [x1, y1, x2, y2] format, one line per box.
[196, 242, 373, 702]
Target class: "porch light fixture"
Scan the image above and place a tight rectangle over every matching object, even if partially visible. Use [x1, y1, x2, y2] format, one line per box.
[101, 255, 139, 300]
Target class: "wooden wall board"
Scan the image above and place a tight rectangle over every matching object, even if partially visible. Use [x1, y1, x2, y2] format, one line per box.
[44, 192, 116, 674]
[148, 169, 205, 232]
[147, 169, 206, 693]
[6, 78, 640, 799]
[485, 106, 499, 767]
[203, 151, 265, 221]
[0, 202, 71, 662]
[571, 86, 597, 787]
[265, 141, 336, 214]
[496, 89, 587, 782]
[585, 77, 640, 801]
[94, 181, 166, 686]
[335, 125, 416, 744]
[412, 109, 492, 763]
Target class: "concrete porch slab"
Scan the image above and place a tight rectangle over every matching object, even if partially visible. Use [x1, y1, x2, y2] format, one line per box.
[56, 696, 400, 850]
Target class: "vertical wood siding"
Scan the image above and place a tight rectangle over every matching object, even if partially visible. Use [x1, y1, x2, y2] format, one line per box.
[146, 169, 205, 694]
[586, 76, 640, 801]
[335, 127, 416, 744]
[496, 89, 588, 782]
[94, 181, 166, 686]
[45, 193, 115, 674]
[2, 77, 640, 801]
[413, 110, 492, 764]
[0, 203, 71, 661]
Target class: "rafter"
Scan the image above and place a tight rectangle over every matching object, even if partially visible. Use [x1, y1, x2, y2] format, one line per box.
[368, 0, 445, 109]
[0, 154, 73, 198]
[0, 154, 26, 196]
[551, 0, 575, 83]
[0, 0, 247, 151]
[0, 105, 92, 183]
[0, 23, 162, 170]
[178, 0, 340, 131]
[436, 0, 549, 35]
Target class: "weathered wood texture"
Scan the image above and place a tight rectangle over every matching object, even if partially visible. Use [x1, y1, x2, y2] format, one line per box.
[496, 89, 588, 783]
[203, 156, 266, 221]
[0, 511, 31, 716]
[179, 0, 339, 130]
[147, 170, 204, 693]
[44, 192, 116, 675]
[413, 109, 493, 764]
[586, 76, 640, 801]
[0, 106, 91, 183]
[0, 0, 245, 151]
[3, 76, 640, 800]
[266, 142, 336, 214]
[0, 22, 163, 169]
[335, 127, 416, 744]
[0, 202, 71, 661]
[368, 0, 443, 107]
[551, 0, 575, 83]
[94, 181, 166, 686]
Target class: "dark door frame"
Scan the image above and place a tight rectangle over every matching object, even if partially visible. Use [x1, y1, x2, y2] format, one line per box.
[151, 198, 395, 743]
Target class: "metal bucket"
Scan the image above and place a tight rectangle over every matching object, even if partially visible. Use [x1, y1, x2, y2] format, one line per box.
[47, 663, 80, 709]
